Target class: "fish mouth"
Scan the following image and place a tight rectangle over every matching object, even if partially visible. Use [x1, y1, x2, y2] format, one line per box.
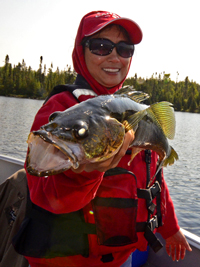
[26, 130, 84, 177]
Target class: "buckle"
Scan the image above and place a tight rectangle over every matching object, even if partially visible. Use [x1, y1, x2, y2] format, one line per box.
[148, 216, 158, 231]
[148, 202, 156, 214]
[150, 181, 161, 199]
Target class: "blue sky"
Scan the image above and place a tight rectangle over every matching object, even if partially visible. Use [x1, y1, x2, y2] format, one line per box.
[0, 0, 199, 83]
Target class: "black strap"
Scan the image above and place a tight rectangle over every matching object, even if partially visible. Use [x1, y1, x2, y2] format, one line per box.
[155, 169, 163, 227]
[136, 216, 163, 253]
[136, 215, 158, 232]
[144, 225, 163, 253]
[143, 150, 164, 252]
[104, 167, 136, 179]
[44, 84, 81, 104]
[137, 181, 161, 200]
[145, 150, 151, 187]
[101, 253, 114, 263]
[137, 181, 161, 214]
[43, 74, 92, 104]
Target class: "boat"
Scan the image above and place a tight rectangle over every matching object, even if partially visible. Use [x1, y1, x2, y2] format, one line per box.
[0, 154, 200, 267]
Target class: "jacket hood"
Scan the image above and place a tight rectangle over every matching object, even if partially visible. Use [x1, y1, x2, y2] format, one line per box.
[72, 11, 141, 95]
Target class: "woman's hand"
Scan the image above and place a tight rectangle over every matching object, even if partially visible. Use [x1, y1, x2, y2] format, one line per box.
[72, 130, 135, 173]
[165, 229, 192, 261]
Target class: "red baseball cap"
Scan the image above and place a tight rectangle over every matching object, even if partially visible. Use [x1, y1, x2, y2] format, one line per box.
[80, 11, 143, 44]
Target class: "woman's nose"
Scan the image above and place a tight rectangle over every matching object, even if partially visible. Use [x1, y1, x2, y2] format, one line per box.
[108, 48, 121, 62]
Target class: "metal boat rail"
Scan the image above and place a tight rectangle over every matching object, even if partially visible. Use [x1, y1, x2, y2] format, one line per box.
[0, 154, 24, 184]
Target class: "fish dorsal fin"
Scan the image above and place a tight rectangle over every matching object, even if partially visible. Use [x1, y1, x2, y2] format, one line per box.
[114, 86, 149, 103]
[146, 101, 176, 139]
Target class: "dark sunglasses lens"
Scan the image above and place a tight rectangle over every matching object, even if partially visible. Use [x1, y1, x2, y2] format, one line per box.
[87, 39, 134, 58]
[89, 39, 112, 56]
[117, 43, 134, 58]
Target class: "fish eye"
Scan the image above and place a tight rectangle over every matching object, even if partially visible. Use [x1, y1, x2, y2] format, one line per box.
[73, 121, 89, 139]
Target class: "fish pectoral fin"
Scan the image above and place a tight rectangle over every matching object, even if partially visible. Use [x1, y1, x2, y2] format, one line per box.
[114, 86, 149, 103]
[163, 146, 179, 167]
[124, 109, 147, 132]
[147, 102, 176, 140]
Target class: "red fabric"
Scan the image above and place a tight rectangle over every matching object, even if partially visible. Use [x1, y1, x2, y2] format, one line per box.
[25, 91, 179, 267]
[74, 11, 142, 44]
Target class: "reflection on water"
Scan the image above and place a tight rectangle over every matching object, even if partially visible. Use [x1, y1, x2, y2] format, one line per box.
[0, 96, 43, 160]
[0, 96, 199, 236]
[164, 111, 200, 235]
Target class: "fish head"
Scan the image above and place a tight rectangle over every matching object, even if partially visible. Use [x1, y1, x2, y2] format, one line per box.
[26, 108, 125, 177]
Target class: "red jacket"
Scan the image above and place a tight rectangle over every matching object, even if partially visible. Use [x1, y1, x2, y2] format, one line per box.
[25, 85, 179, 267]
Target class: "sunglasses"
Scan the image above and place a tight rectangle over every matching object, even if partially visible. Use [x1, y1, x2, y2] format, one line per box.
[84, 38, 134, 58]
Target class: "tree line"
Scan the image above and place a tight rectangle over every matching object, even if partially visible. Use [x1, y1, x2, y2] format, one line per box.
[124, 73, 200, 113]
[1, 55, 200, 113]
[0, 55, 76, 99]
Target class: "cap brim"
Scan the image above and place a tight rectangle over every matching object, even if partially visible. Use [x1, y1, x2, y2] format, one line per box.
[85, 17, 143, 44]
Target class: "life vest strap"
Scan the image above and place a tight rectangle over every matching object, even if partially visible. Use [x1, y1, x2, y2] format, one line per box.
[137, 216, 163, 253]
[101, 253, 114, 263]
[144, 224, 163, 253]
[137, 181, 161, 200]
[137, 181, 161, 214]
[136, 215, 158, 233]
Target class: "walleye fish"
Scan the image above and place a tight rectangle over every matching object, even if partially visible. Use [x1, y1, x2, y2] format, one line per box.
[26, 86, 178, 177]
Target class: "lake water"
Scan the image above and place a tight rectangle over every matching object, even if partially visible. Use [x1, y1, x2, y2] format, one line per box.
[0, 96, 199, 236]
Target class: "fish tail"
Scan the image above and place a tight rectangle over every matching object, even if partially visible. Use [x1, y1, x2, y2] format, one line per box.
[149, 146, 179, 183]
[163, 146, 179, 167]
[147, 101, 176, 139]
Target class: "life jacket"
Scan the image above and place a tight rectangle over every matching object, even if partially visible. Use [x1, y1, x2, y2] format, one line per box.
[12, 80, 163, 262]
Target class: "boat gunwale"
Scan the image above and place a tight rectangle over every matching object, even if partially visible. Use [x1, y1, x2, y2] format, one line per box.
[0, 154, 24, 166]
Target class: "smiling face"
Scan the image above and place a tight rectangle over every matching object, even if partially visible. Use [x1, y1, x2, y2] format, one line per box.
[84, 25, 132, 89]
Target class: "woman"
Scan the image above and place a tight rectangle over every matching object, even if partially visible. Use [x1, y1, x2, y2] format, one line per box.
[14, 11, 191, 267]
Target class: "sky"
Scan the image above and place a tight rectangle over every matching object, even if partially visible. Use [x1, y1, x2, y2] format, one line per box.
[0, 0, 200, 84]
